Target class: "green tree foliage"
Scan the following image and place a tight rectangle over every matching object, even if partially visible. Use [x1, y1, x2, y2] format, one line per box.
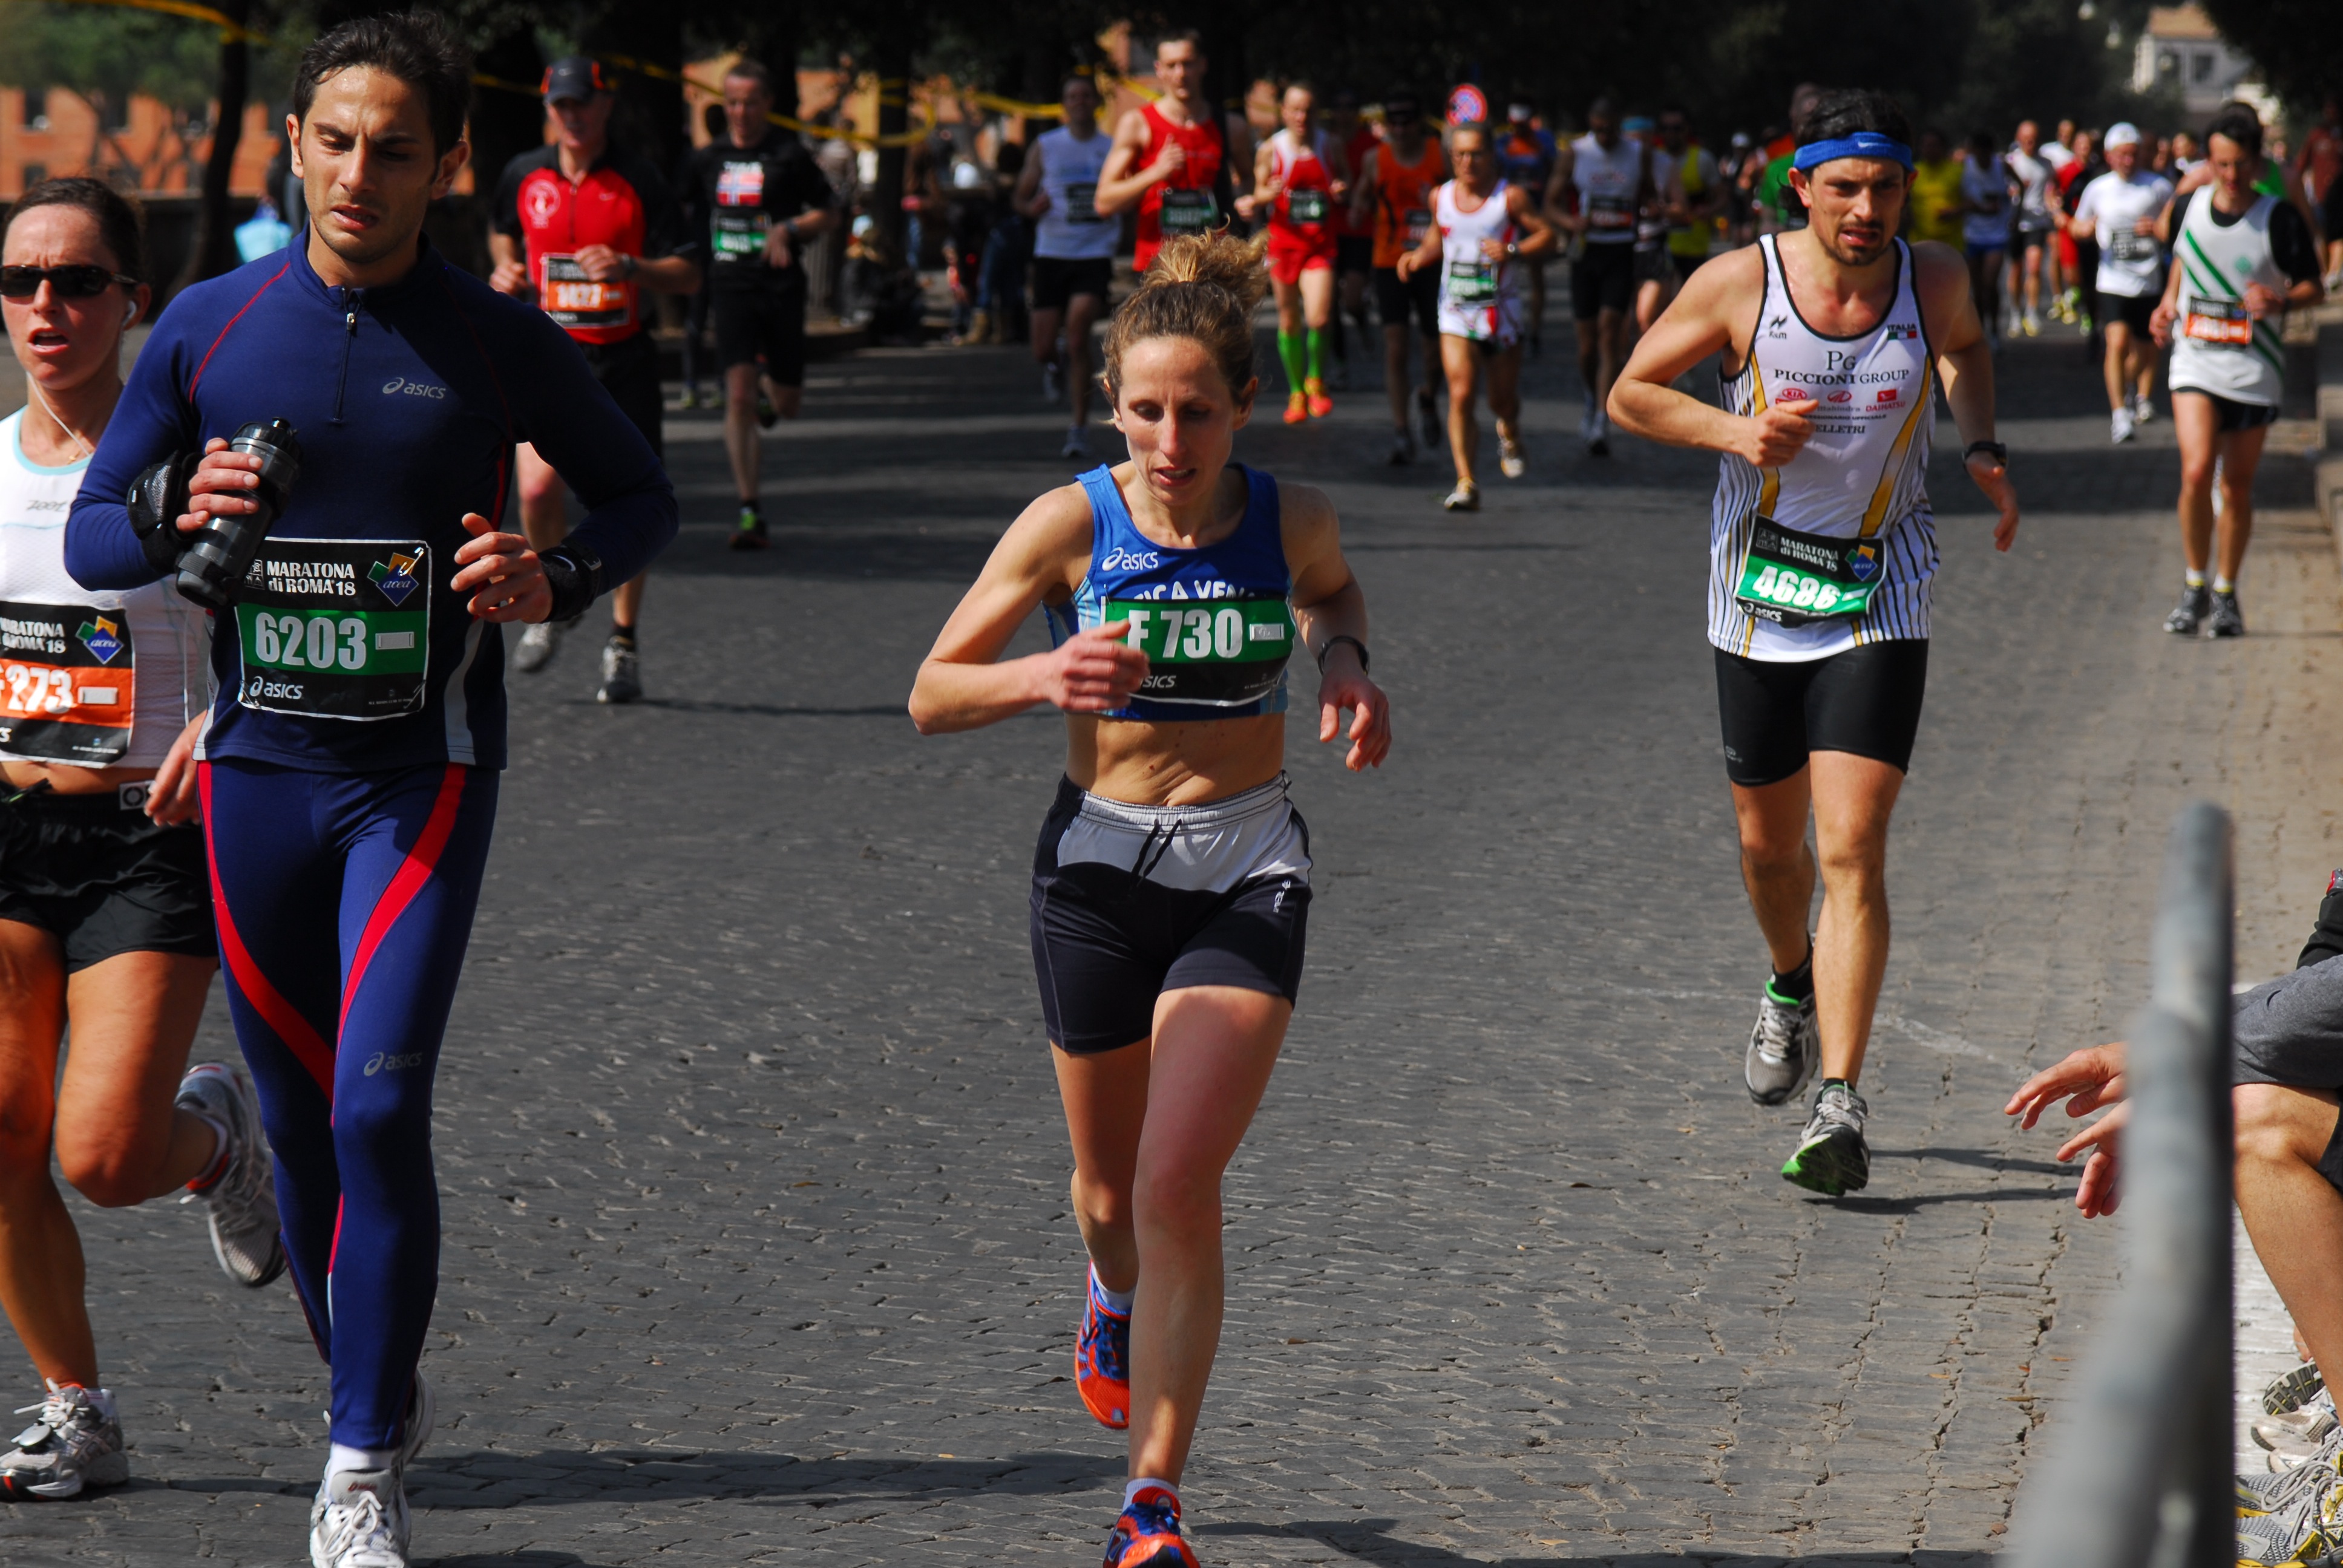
[2197, 0, 2342, 108]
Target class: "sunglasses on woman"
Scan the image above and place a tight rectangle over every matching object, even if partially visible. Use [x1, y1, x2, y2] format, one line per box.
[0, 265, 139, 300]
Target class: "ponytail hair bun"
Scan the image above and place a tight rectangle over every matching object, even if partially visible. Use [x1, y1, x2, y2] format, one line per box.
[1101, 230, 1270, 402]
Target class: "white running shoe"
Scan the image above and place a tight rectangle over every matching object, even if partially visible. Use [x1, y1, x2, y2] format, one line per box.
[1061, 426, 1090, 460]
[510, 619, 562, 673]
[0, 1383, 126, 1499]
[596, 639, 642, 705]
[2130, 392, 2154, 425]
[1441, 483, 1479, 512]
[2110, 407, 2135, 444]
[310, 1468, 410, 1568]
[1498, 436, 1526, 479]
[177, 1061, 286, 1288]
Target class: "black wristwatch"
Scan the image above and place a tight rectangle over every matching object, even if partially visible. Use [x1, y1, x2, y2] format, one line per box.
[1964, 439, 2008, 464]
[1317, 635, 1369, 675]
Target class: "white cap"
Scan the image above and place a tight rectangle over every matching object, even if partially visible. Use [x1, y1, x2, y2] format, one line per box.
[2105, 122, 2141, 149]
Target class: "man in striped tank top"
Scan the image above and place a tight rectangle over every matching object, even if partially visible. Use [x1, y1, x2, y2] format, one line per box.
[1611, 90, 2021, 1197]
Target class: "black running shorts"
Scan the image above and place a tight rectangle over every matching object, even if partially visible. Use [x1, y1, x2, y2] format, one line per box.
[1372, 266, 1439, 332]
[0, 790, 216, 972]
[2103, 290, 2158, 336]
[2175, 387, 2280, 433]
[1572, 242, 1636, 318]
[1337, 236, 1374, 277]
[1714, 639, 1930, 787]
[1029, 778, 1311, 1054]
[1032, 255, 1113, 313]
[712, 283, 808, 385]
[579, 332, 665, 459]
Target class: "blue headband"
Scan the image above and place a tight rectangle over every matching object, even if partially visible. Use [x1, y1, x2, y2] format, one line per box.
[1792, 132, 1914, 172]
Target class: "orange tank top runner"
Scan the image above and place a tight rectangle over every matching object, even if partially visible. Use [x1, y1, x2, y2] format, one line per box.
[1134, 102, 1227, 273]
[1372, 139, 1445, 270]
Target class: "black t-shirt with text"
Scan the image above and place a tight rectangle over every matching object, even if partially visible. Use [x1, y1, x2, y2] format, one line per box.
[680, 132, 836, 292]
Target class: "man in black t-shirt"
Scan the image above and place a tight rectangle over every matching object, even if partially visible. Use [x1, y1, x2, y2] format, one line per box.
[678, 59, 838, 550]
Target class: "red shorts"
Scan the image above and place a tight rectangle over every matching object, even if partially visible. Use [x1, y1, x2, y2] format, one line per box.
[1267, 228, 1337, 286]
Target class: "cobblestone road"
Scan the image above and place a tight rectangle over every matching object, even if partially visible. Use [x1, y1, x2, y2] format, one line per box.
[3, 316, 2335, 1566]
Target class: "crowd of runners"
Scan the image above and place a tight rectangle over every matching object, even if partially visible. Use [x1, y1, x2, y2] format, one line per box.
[0, 6, 2337, 1566]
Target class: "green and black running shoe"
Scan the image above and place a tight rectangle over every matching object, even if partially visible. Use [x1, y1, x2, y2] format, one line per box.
[1781, 1081, 1870, 1195]
[729, 507, 770, 552]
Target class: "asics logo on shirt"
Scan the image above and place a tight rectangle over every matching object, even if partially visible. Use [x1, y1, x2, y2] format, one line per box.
[364, 1050, 425, 1076]
[381, 377, 448, 399]
[1099, 547, 1161, 571]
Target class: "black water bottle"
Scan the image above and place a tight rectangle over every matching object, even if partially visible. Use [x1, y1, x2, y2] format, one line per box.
[175, 419, 301, 610]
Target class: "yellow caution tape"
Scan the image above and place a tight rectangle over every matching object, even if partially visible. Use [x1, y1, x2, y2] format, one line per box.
[2, 0, 267, 44]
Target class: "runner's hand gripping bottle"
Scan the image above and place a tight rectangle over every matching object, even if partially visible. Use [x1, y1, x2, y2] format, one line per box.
[174, 420, 301, 610]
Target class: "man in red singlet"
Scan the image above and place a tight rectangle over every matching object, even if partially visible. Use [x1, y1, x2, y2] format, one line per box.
[1351, 91, 1447, 466]
[490, 57, 700, 704]
[1095, 31, 1249, 276]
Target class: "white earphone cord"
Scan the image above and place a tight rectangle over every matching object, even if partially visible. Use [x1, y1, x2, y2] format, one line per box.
[19, 295, 134, 461]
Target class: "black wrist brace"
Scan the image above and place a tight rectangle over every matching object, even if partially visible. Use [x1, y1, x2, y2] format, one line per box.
[125, 452, 200, 578]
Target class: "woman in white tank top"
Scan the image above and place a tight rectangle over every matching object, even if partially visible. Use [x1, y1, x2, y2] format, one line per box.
[1393, 123, 1554, 511]
[0, 178, 281, 1504]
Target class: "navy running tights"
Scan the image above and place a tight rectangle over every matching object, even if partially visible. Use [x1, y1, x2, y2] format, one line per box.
[201, 758, 499, 1450]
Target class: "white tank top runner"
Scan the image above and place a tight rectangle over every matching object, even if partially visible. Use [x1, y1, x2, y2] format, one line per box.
[2167, 192, 2287, 406]
[1435, 178, 1521, 335]
[0, 410, 211, 767]
[1709, 235, 1939, 661]
[1034, 125, 1118, 261]
[1572, 133, 1643, 244]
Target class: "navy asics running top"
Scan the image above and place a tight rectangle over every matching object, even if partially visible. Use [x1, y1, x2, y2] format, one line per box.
[67, 234, 678, 773]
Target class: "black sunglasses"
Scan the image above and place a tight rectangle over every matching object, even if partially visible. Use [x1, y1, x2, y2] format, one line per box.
[0, 265, 138, 300]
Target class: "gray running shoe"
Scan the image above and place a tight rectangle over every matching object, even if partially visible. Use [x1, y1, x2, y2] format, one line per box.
[176, 1060, 286, 1288]
[1745, 982, 1820, 1106]
[1061, 425, 1090, 461]
[2164, 582, 2210, 635]
[2268, 1361, 2328, 1416]
[511, 619, 563, 673]
[1388, 430, 1413, 466]
[597, 639, 642, 705]
[310, 1467, 410, 1568]
[2210, 589, 2246, 638]
[2258, 1397, 2339, 1452]
[2263, 1410, 2341, 1473]
[1781, 1080, 1870, 1195]
[0, 1383, 126, 1499]
[1041, 360, 1063, 404]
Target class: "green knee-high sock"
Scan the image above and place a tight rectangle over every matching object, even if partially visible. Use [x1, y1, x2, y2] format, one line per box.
[1277, 330, 1306, 395]
[1305, 328, 1325, 385]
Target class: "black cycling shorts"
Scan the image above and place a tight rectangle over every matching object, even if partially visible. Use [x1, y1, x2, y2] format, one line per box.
[1029, 777, 1311, 1054]
[1572, 243, 1636, 318]
[2175, 387, 2280, 432]
[0, 789, 215, 973]
[1336, 236, 1374, 277]
[1372, 266, 1440, 333]
[1714, 639, 1930, 787]
[2102, 290, 2158, 336]
[712, 284, 807, 386]
[579, 332, 664, 459]
[1032, 255, 1113, 313]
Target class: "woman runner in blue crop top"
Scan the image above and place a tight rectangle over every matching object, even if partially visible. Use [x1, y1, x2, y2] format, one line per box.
[910, 232, 1390, 1568]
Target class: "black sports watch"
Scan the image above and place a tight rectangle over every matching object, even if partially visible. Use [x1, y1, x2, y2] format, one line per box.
[1964, 439, 2008, 464]
[1317, 635, 1369, 675]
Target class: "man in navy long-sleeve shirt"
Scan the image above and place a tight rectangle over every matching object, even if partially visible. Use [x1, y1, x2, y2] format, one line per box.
[65, 17, 675, 1567]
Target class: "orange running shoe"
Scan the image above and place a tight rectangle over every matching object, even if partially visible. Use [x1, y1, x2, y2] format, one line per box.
[1102, 1485, 1200, 1567]
[1075, 1269, 1130, 1429]
[1304, 378, 1333, 419]
[1283, 392, 1308, 425]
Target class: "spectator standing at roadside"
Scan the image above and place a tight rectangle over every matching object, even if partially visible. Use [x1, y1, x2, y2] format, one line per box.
[2296, 96, 2342, 289]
